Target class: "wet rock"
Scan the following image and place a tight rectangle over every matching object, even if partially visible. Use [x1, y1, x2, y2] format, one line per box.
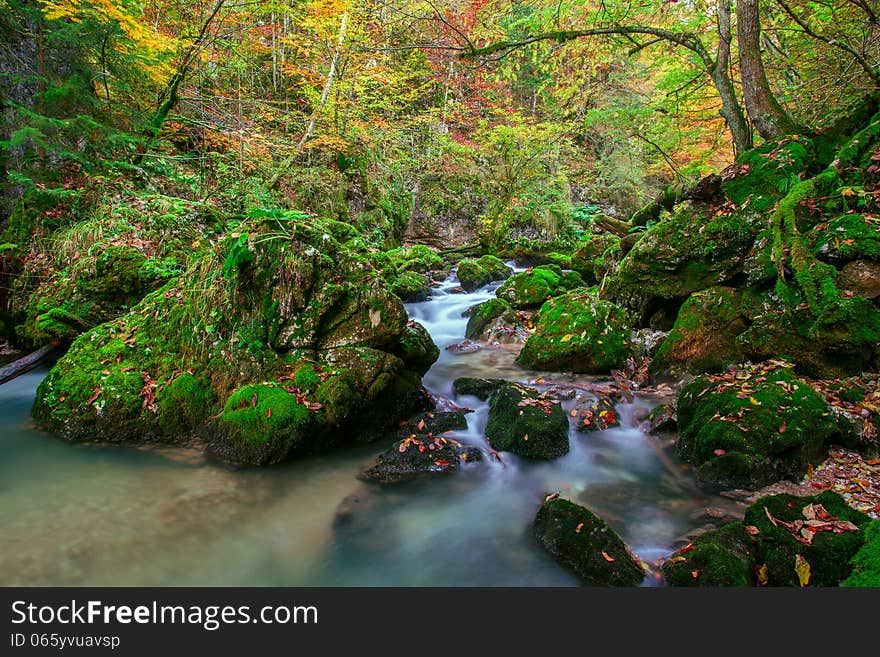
[517, 289, 631, 374]
[485, 383, 569, 459]
[396, 411, 468, 437]
[630, 328, 667, 359]
[360, 435, 482, 483]
[464, 299, 532, 344]
[452, 377, 507, 401]
[445, 339, 481, 354]
[455, 255, 512, 292]
[394, 321, 440, 376]
[534, 496, 645, 586]
[647, 403, 676, 435]
[572, 397, 619, 433]
[662, 523, 755, 587]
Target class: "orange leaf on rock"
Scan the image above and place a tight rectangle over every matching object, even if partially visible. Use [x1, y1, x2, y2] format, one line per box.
[601, 551, 615, 562]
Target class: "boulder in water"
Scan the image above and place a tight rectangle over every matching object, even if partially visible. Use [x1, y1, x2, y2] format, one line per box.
[484, 383, 569, 459]
[495, 265, 583, 309]
[455, 255, 512, 292]
[360, 434, 482, 483]
[452, 377, 507, 401]
[534, 496, 645, 586]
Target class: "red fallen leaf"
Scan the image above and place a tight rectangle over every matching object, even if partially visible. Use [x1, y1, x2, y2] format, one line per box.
[779, 422, 787, 433]
[250, 392, 258, 408]
[433, 459, 451, 467]
[119, 366, 135, 373]
[418, 446, 426, 453]
[266, 408, 272, 418]
[679, 543, 694, 554]
[59, 396, 66, 402]
[867, 458, 880, 466]
[745, 525, 760, 536]
[601, 551, 615, 562]
[576, 522, 584, 534]
[714, 449, 726, 456]
[692, 570, 700, 579]
[86, 387, 102, 406]
[417, 419, 426, 431]
[398, 443, 407, 453]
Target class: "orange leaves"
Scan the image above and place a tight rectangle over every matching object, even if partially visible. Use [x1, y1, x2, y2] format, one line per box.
[601, 551, 615, 563]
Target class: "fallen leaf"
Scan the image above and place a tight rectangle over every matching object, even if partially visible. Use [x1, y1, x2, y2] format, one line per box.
[745, 525, 760, 536]
[417, 419, 426, 431]
[86, 388, 102, 406]
[756, 564, 769, 586]
[601, 551, 616, 562]
[691, 570, 700, 579]
[795, 554, 811, 587]
[576, 522, 584, 534]
[266, 408, 272, 418]
[714, 449, 726, 456]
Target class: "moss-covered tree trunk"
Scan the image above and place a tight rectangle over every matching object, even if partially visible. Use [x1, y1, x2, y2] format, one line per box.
[737, 0, 803, 140]
[715, 0, 753, 155]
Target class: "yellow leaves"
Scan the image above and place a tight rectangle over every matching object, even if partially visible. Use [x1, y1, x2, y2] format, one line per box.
[560, 334, 573, 343]
[749, 396, 761, 406]
[756, 564, 769, 586]
[795, 555, 811, 587]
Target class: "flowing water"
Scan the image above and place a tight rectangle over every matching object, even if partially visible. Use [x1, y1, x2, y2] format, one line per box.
[0, 270, 735, 586]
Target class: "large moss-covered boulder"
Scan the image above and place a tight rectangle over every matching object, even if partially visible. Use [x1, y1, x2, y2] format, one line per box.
[452, 377, 507, 400]
[534, 497, 645, 586]
[33, 213, 432, 465]
[662, 523, 756, 587]
[517, 289, 630, 374]
[677, 364, 850, 488]
[456, 255, 512, 292]
[744, 492, 870, 586]
[652, 286, 746, 374]
[361, 428, 481, 484]
[842, 520, 880, 587]
[495, 265, 583, 309]
[484, 383, 569, 459]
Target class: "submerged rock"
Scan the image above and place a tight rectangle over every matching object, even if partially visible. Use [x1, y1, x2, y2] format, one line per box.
[455, 255, 512, 292]
[484, 383, 569, 459]
[464, 298, 532, 343]
[534, 496, 645, 586]
[517, 289, 630, 374]
[32, 213, 437, 466]
[646, 403, 676, 435]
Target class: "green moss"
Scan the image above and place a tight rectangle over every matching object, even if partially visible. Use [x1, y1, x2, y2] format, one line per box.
[722, 139, 814, 212]
[464, 298, 512, 340]
[484, 383, 569, 459]
[662, 523, 755, 587]
[496, 264, 582, 309]
[452, 377, 507, 400]
[534, 497, 645, 586]
[842, 520, 880, 587]
[218, 384, 313, 445]
[652, 287, 746, 374]
[517, 288, 630, 374]
[677, 366, 844, 488]
[808, 213, 880, 264]
[155, 373, 217, 434]
[393, 321, 439, 375]
[390, 270, 430, 302]
[744, 492, 870, 586]
[456, 255, 512, 292]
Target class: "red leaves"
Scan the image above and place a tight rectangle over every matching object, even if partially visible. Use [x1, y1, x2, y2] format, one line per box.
[601, 551, 615, 563]
[86, 387, 102, 406]
[679, 543, 694, 555]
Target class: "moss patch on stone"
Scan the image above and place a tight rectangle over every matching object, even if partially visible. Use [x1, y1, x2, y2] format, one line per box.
[484, 383, 569, 459]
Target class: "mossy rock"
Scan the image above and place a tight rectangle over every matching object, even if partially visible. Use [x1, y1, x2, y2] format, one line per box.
[464, 298, 512, 340]
[395, 411, 468, 437]
[32, 215, 430, 466]
[677, 365, 847, 488]
[393, 321, 439, 376]
[456, 255, 512, 292]
[837, 260, 880, 299]
[495, 265, 583, 309]
[808, 214, 880, 265]
[390, 271, 431, 302]
[662, 523, 756, 587]
[452, 377, 507, 400]
[534, 497, 645, 586]
[611, 203, 765, 302]
[572, 397, 619, 432]
[517, 289, 630, 374]
[736, 291, 880, 378]
[744, 492, 869, 586]
[484, 383, 569, 459]
[360, 434, 481, 484]
[842, 520, 880, 587]
[652, 286, 746, 374]
[647, 403, 676, 434]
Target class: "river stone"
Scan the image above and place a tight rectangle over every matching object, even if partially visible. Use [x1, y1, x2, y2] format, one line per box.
[495, 265, 583, 309]
[572, 397, 619, 432]
[646, 403, 676, 434]
[360, 435, 482, 484]
[452, 377, 507, 401]
[534, 496, 645, 586]
[484, 383, 569, 459]
[396, 411, 468, 437]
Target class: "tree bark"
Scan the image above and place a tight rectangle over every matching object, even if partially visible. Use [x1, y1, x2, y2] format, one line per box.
[715, 0, 753, 155]
[737, 0, 803, 139]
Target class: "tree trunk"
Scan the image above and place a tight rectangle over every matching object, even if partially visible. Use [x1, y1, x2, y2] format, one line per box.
[737, 0, 803, 139]
[715, 0, 752, 155]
